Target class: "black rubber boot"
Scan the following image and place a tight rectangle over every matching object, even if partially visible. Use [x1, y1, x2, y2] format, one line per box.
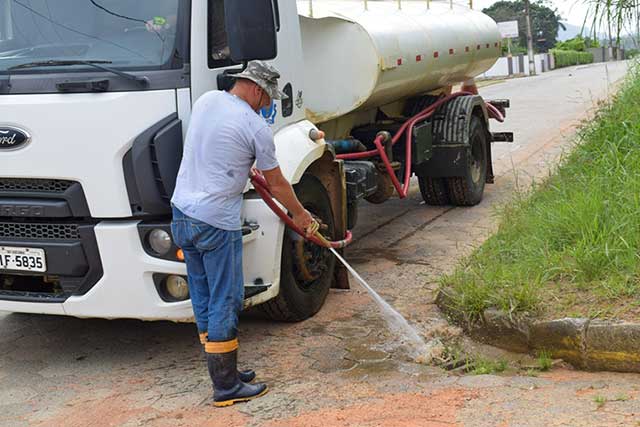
[199, 333, 255, 382]
[207, 350, 268, 407]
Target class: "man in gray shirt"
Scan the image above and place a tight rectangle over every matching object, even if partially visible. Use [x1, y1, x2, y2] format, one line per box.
[171, 61, 317, 407]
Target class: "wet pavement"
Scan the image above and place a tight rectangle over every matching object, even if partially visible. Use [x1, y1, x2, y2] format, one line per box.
[1, 61, 637, 426]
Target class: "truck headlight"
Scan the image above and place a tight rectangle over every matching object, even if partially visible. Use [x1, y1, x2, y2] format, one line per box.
[165, 275, 189, 301]
[148, 229, 172, 255]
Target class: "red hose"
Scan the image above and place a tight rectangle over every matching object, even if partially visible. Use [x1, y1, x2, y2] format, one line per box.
[249, 172, 353, 249]
[337, 92, 504, 198]
[249, 92, 503, 247]
[486, 102, 505, 123]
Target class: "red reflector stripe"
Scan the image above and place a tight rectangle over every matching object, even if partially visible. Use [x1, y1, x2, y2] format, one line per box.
[434, 51, 439, 58]
[397, 58, 403, 66]
[416, 54, 422, 62]
[449, 48, 454, 55]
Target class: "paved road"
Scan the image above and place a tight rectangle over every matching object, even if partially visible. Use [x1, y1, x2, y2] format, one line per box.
[1, 61, 635, 427]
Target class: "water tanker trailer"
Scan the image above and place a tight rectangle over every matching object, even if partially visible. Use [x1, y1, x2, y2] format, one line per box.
[0, 0, 511, 322]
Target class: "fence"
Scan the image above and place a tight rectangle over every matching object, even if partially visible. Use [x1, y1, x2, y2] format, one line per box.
[588, 47, 626, 63]
[478, 47, 626, 79]
[479, 53, 555, 78]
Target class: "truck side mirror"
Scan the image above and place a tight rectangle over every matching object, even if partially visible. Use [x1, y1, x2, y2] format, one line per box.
[224, 0, 279, 62]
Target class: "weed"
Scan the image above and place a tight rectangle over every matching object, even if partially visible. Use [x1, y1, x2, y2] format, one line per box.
[594, 395, 607, 408]
[525, 368, 539, 377]
[469, 358, 507, 375]
[536, 350, 553, 372]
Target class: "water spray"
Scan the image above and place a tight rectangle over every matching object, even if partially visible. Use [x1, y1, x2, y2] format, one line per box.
[249, 172, 431, 362]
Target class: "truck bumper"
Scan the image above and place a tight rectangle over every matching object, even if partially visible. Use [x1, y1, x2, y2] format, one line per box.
[0, 200, 285, 321]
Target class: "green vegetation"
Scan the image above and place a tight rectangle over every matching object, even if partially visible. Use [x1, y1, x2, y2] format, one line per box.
[536, 350, 553, 371]
[469, 358, 508, 375]
[483, 1, 564, 52]
[441, 65, 640, 322]
[627, 48, 640, 58]
[438, 346, 510, 375]
[593, 394, 631, 408]
[554, 36, 600, 52]
[582, 0, 640, 50]
[551, 49, 594, 68]
[594, 395, 607, 408]
[552, 36, 597, 68]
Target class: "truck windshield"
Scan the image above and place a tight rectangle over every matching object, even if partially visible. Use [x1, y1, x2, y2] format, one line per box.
[0, 0, 182, 73]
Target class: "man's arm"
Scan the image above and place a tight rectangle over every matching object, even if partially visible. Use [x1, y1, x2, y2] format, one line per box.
[261, 167, 317, 236]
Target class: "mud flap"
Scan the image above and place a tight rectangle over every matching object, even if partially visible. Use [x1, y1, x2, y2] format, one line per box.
[333, 255, 350, 289]
[306, 152, 351, 290]
[486, 139, 495, 184]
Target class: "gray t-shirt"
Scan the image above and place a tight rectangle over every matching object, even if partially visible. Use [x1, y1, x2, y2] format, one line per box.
[171, 91, 279, 230]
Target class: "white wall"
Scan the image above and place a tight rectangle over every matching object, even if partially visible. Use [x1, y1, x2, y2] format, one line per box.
[481, 57, 509, 78]
[479, 53, 554, 78]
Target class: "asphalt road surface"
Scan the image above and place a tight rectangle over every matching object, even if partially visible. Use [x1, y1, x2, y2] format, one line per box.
[1, 61, 635, 427]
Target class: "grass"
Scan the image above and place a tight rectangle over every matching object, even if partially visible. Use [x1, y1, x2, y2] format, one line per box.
[470, 358, 508, 375]
[594, 395, 607, 408]
[591, 394, 629, 409]
[439, 346, 509, 375]
[536, 350, 553, 372]
[441, 64, 640, 322]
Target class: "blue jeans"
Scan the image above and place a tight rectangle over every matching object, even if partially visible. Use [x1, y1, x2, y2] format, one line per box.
[171, 207, 244, 342]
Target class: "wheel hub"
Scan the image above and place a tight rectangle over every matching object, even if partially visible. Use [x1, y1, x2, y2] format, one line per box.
[290, 231, 330, 288]
[470, 136, 483, 183]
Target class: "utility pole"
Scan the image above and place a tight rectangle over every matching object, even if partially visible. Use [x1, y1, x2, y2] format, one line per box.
[524, 0, 536, 76]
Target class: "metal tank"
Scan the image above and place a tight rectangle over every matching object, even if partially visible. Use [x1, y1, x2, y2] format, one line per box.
[298, 1, 502, 123]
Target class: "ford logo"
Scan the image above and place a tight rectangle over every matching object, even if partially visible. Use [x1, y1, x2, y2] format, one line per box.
[0, 127, 31, 150]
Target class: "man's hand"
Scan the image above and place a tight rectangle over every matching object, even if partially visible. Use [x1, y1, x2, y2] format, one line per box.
[262, 167, 321, 239]
[293, 210, 319, 238]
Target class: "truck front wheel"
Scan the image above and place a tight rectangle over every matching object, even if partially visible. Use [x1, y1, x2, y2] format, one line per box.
[446, 115, 488, 206]
[261, 175, 336, 322]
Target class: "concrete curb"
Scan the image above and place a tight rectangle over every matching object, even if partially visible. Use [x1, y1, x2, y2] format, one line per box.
[436, 290, 640, 373]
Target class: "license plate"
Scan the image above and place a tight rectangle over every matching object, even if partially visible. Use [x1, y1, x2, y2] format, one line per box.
[0, 246, 46, 273]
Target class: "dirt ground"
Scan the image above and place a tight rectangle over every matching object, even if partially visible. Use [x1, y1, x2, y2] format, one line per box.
[1, 61, 637, 427]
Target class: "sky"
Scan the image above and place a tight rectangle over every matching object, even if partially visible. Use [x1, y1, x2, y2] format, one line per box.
[473, 0, 590, 26]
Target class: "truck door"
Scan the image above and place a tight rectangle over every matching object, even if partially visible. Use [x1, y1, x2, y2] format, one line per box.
[190, 0, 305, 131]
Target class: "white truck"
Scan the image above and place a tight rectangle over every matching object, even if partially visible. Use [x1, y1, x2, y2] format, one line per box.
[0, 0, 510, 322]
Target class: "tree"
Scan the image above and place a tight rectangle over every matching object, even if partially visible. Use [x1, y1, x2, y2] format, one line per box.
[555, 36, 587, 51]
[582, 0, 640, 49]
[483, 1, 565, 52]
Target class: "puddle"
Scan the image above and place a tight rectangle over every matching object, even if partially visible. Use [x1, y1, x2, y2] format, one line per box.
[342, 359, 400, 379]
[346, 346, 390, 363]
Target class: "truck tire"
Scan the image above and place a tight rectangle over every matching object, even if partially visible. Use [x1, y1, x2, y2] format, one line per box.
[446, 115, 488, 206]
[261, 175, 336, 322]
[418, 177, 450, 205]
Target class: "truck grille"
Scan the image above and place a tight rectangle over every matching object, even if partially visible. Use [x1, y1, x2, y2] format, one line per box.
[0, 178, 74, 194]
[0, 222, 80, 240]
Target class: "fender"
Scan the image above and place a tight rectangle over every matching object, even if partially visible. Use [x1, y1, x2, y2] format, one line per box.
[431, 94, 489, 147]
[273, 120, 327, 184]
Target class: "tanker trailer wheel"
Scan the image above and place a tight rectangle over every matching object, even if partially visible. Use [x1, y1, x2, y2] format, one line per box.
[446, 116, 488, 206]
[418, 177, 450, 206]
[261, 175, 336, 322]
